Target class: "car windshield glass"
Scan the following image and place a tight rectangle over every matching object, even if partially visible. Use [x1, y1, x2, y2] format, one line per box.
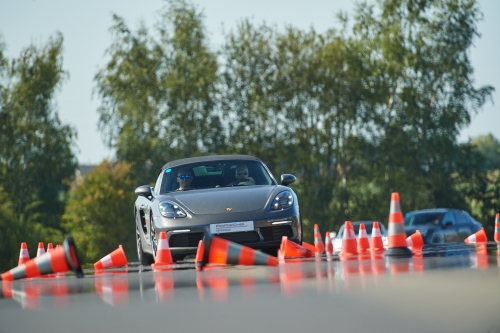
[404, 212, 443, 226]
[352, 222, 373, 234]
[160, 160, 276, 194]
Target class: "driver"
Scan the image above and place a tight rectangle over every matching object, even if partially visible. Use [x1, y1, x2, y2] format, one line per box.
[176, 168, 194, 191]
[229, 164, 255, 185]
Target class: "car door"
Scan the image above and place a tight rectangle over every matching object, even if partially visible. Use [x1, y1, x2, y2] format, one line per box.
[440, 211, 459, 242]
[454, 211, 475, 242]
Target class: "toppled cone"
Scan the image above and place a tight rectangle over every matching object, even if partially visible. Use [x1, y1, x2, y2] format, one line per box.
[464, 228, 487, 244]
[1, 237, 83, 281]
[94, 245, 128, 270]
[279, 236, 313, 259]
[302, 242, 316, 254]
[196, 231, 278, 271]
[406, 230, 424, 252]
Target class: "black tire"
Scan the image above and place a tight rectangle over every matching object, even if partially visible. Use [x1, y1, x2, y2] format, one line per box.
[430, 232, 444, 245]
[136, 224, 154, 266]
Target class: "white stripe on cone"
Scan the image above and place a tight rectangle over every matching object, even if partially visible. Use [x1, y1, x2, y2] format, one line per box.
[101, 254, 113, 268]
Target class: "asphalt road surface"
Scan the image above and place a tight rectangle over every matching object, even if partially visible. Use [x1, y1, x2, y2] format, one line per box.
[1, 243, 500, 333]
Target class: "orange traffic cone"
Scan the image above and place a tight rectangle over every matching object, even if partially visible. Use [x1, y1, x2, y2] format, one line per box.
[314, 224, 324, 255]
[152, 232, 174, 267]
[494, 213, 500, 245]
[279, 236, 313, 259]
[302, 242, 316, 254]
[47, 243, 54, 253]
[339, 221, 358, 258]
[18, 242, 30, 266]
[195, 231, 278, 271]
[406, 230, 424, 252]
[94, 245, 128, 270]
[386, 192, 412, 257]
[370, 221, 385, 254]
[357, 223, 370, 254]
[325, 232, 333, 260]
[464, 228, 487, 244]
[36, 242, 45, 257]
[1, 237, 83, 281]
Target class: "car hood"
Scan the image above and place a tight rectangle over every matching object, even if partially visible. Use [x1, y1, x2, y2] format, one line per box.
[163, 186, 277, 215]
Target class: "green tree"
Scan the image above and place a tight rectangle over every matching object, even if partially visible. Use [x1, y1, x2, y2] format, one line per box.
[95, 0, 220, 185]
[346, 0, 493, 216]
[62, 160, 137, 265]
[0, 33, 77, 231]
[471, 133, 500, 170]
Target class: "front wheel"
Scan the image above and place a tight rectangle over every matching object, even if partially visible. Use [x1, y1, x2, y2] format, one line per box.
[137, 225, 154, 266]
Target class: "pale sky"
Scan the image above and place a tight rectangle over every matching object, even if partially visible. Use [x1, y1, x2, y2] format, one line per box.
[1, 0, 498, 165]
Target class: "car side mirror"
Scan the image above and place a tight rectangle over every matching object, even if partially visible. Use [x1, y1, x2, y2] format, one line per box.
[281, 174, 296, 186]
[135, 185, 152, 197]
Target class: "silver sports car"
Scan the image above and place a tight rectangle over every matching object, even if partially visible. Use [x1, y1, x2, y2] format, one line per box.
[134, 155, 302, 264]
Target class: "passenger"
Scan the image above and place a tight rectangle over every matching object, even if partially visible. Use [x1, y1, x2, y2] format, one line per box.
[176, 168, 194, 191]
[228, 164, 255, 185]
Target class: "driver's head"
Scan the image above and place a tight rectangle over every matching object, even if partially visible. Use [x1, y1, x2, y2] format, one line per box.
[177, 168, 193, 189]
[235, 164, 249, 179]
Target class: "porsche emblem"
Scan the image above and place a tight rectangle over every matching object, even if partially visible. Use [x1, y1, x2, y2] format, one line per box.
[226, 207, 232, 211]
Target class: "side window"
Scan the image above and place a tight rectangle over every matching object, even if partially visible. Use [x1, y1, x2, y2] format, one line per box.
[454, 211, 469, 225]
[154, 172, 163, 195]
[442, 212, 455, 226]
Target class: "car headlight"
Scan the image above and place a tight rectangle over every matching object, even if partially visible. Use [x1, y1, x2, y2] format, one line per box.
[270, 190, 294, 210]
[159, 201, 187, 218]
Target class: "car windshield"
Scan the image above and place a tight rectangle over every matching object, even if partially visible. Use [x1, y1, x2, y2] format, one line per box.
[159, 159, 276, 194]
[352, 222, 374, 234]
[404, 212, 444, 226]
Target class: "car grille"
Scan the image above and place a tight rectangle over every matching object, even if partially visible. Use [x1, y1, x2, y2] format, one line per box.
[217, 231, 260, 243]
[169, 226, 293, 248]
[169, 231, 261, 247]
[169, 232, 204, 247]
[260, 225, 294, 241]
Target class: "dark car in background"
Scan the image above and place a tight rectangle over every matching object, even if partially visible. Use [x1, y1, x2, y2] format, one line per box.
[404, 208, 482, 244]
[134, 155, 302, 264]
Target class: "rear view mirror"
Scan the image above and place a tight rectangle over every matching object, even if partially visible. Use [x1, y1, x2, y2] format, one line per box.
[281, 174, 296, 186]
[135, 185, 152, 197]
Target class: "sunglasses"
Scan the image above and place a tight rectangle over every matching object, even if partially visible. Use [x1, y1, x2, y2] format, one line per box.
[177, 174, 192, 180]
[236, 171, 248, 176]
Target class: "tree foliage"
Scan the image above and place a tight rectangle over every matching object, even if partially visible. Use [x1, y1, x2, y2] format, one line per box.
[62, 160, 137, 264]
[90, 0, 495, 247]
[95, 0, 219, 185]
[0, 33, 77, 230]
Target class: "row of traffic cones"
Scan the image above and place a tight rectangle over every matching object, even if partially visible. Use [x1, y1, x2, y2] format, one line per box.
[1, 237, 83, 281]
[17, 242, 55, 266]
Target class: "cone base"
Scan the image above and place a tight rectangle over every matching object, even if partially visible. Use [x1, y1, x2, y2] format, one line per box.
[385, 246, 413, 257]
